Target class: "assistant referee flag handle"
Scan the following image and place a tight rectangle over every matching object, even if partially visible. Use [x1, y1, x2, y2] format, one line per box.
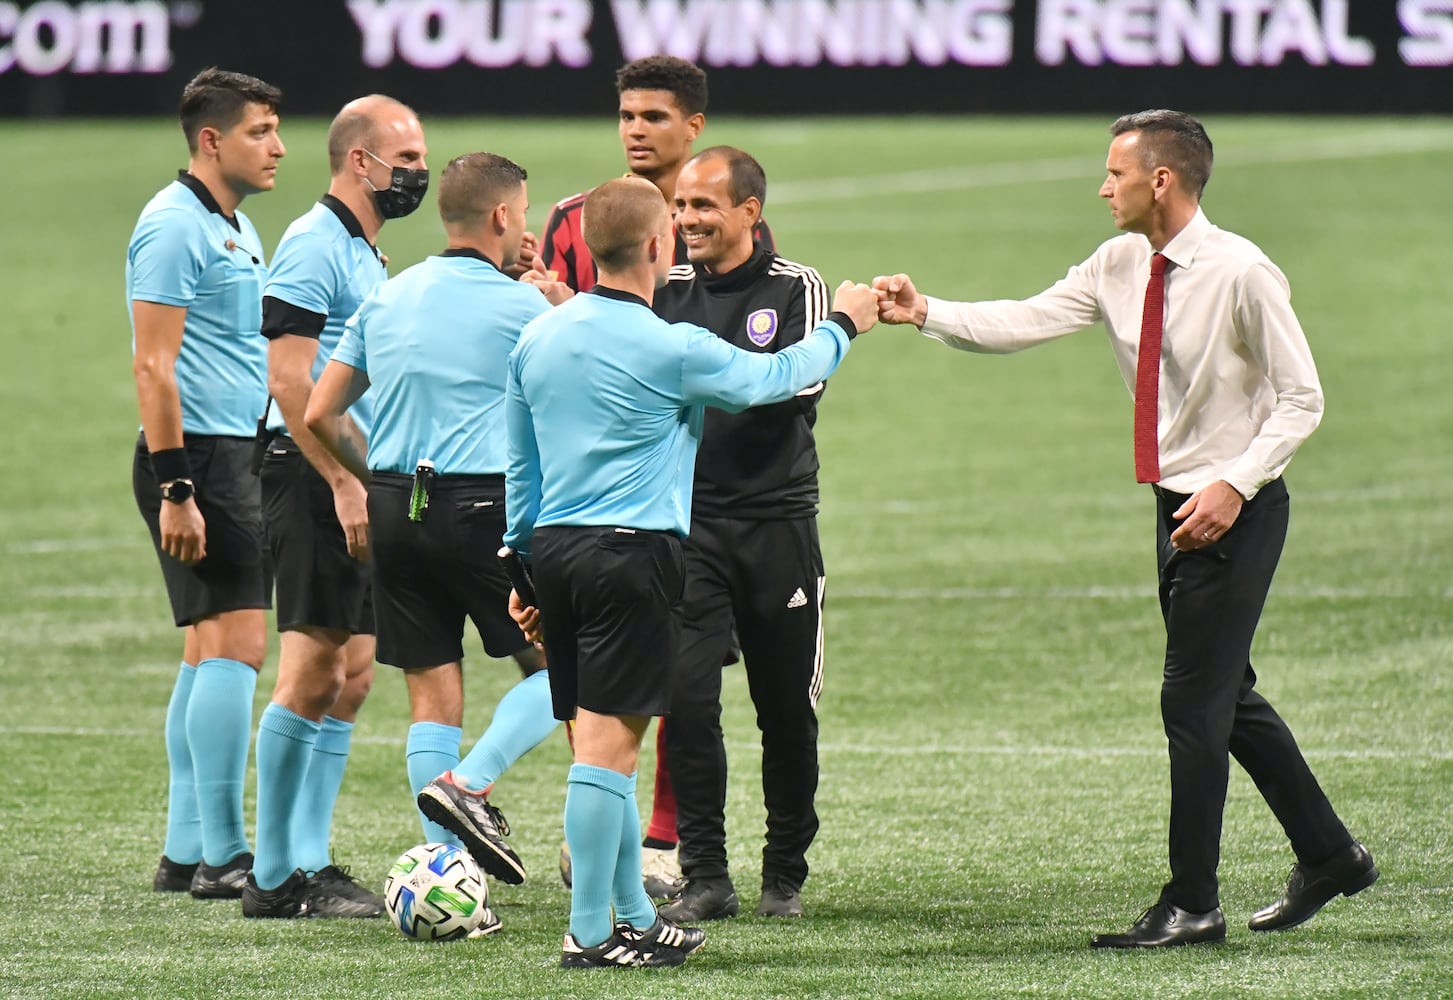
[498, 546, 537, 607]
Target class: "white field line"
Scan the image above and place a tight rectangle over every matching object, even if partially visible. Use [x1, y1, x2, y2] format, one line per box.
[833, 586, 1452, 601]
[769, 128, 1453, 205]
[2, 537, 148, 555]
[8, 481, 1440, 560]
[16, 584, 1447, 605]
[1, 724, 1449, 761]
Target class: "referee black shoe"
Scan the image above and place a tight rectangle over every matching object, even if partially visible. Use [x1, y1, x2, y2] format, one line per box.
[189, 851, 253, 899]
[617, 915, 707, 967]
[417, 772, 526, 885]
[153, 855, 199, 893]
[559, 929, 642, 969]
[241, 869, 311, 919]
[306, 865, 385, 919]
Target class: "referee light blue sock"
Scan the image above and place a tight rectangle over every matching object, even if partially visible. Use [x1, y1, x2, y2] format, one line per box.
[293, 715, 353, 874]
[565, 763, 633, 947]
[185, 657, 257, 865]
[611, 771, 657, 931]
[162, 662, 202, 864]
[253, 703, 320, 890]
[406, 722, 462, 846]
[455, 670, 558, 791]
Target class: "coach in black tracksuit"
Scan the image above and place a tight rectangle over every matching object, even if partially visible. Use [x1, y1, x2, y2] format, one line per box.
[654, 146, 832, 922]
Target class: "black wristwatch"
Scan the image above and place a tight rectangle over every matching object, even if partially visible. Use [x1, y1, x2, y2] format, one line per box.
[160, 478, 195, 504]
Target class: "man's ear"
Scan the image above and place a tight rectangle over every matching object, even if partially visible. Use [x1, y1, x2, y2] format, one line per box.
[741, 196, 762, 226]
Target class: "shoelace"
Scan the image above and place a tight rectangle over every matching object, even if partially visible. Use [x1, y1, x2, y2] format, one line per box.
[1284, 865, 1308, 892]
[481, 801, 511, 837]
[314, 864, 376, 901]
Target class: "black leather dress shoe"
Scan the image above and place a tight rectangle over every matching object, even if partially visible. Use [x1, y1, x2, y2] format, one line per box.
[1091, 901, 1227, 949]
[1249, 840, 1378, 932]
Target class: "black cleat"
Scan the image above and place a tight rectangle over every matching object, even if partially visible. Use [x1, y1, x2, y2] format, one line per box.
[417, 772, 526, 884]
[617, 915, 707, 967]
[241, 869, 311, 919]
[306, 865, 385, 919]
[559, 929, 643, 969]
[756, 881, 805, 918]
[153, 855, 199, 893]
[190, 851, 253, 899]
[658, 877, 738, 921]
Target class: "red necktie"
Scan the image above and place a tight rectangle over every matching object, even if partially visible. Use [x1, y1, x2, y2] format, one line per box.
[1133, 253, 1169, 484]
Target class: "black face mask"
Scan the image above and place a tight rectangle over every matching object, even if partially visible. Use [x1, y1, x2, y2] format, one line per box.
[365, 149, 429, 220]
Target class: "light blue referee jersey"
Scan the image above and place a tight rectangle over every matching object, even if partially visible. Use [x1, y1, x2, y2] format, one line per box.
[126, 172, 268, 438]
[503, 286, 853, 556]
[330, 249, 551, 475]
[262, 196, 386, 437]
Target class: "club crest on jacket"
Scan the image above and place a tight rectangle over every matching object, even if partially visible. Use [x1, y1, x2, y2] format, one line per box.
[746, 308, 778, 347]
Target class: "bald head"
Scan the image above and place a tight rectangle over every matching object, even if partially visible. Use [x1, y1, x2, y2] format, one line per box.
[327, 95, 420, 174]
[583, 177, 670, 273]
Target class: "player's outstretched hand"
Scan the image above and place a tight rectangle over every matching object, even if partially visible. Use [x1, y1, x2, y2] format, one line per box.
[832, 280, 881, 336]
[872, 273, 928, 327]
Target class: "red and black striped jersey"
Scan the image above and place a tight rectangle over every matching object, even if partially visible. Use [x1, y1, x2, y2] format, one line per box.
[540, 188, 776, 294]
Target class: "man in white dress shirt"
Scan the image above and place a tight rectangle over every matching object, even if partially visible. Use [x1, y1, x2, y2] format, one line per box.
[873, 109, 1376, 949]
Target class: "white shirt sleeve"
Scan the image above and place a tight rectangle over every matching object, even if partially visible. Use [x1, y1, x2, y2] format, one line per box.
[1222, 261, 1324, 499]
[919, 253, 1105, 354]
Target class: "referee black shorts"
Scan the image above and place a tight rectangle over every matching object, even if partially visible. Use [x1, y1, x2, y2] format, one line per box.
[260, 437, 373, 635]
[532, 525, 685, 722]
[133, 432, 272, 628]
[368, 473, 527, 670]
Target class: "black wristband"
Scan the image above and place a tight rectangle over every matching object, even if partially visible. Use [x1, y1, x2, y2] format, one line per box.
[150, 447, 193, 485]
[826, 310, 858, 340]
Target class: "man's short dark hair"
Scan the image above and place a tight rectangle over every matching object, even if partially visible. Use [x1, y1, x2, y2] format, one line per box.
[615, 56, 708, 117]
[690, 146, 767, 208]
[179, 67, 282, 153]
[1110, 109, 1214, 198]
[438, 152, 527, 228]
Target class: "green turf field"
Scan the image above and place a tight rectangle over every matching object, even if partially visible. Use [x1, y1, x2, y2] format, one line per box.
[1, 115, 1450, 999]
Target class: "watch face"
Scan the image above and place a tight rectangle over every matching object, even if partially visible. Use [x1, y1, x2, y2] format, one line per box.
[162, 480, 194, 503]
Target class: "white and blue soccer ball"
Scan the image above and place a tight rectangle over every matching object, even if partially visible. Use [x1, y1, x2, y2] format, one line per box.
[383, 843, 488, 941]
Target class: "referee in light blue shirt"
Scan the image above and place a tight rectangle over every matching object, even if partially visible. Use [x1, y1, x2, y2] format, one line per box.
[245, 95, 428, 921]
[127, 68, 284, 901]
[503, 176, 882, 969]
[307, 154, 567, 913]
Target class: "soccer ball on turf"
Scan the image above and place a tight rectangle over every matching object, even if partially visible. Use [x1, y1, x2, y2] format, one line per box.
[383, 843, 488, 940]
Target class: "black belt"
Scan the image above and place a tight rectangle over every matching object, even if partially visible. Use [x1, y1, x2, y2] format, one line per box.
[371, 471, 505, 491]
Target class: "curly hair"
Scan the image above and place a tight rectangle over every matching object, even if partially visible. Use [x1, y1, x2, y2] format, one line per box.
[615, 56, 708, 117]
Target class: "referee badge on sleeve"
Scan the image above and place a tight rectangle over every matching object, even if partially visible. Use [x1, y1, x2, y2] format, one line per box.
[746, 308, 778, 347]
